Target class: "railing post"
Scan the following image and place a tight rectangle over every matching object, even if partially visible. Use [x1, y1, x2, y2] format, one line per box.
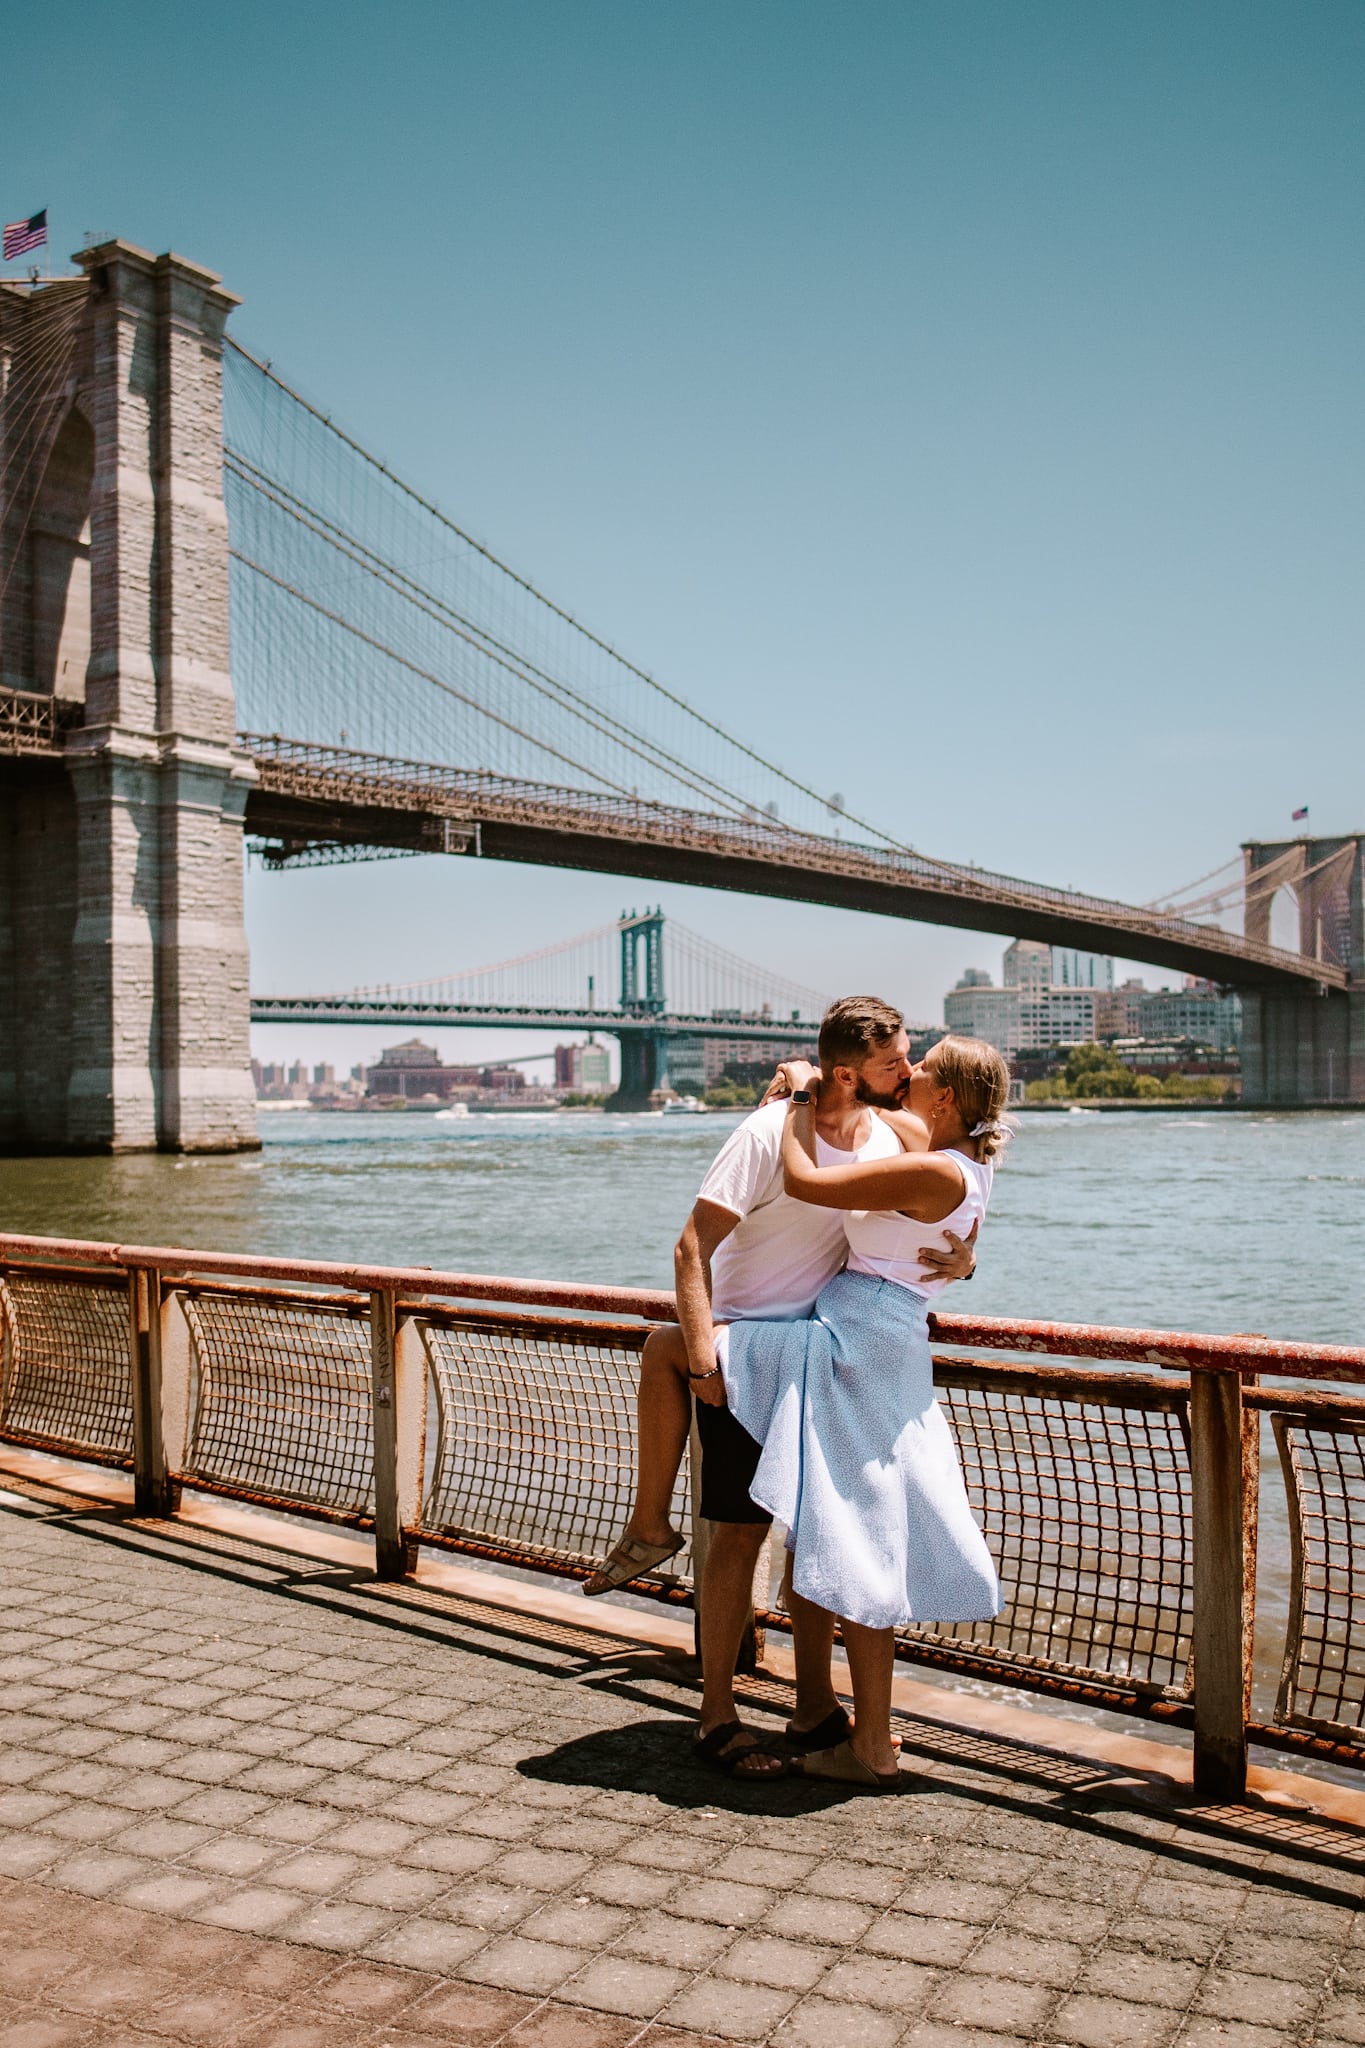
[369, 1288, 411, 1580]
[129, 1268, 174, 1515]
[1189, 1365, 1256, 1799]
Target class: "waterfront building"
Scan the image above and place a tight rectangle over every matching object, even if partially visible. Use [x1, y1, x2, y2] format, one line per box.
[554, 1041, 612, 1093]
[945, 948, 1103, 1055]
[366, 1039, 456, 1100]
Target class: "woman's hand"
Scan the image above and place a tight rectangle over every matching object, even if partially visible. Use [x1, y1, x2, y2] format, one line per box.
[761, 1059, 820, 1106]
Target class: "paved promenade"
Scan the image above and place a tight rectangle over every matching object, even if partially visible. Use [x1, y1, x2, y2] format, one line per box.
[2, 1464, 1364, 2048]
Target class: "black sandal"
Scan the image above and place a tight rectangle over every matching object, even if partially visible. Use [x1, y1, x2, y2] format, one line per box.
[691, 1721, 789, 1780]
[784, 1706, 851, 1756]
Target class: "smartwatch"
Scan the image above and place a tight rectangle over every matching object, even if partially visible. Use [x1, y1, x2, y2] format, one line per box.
[791, 1089, 814, 1104]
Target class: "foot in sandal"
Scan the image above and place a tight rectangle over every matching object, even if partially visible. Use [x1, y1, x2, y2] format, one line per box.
[692, 1719, 789, 1780]
[791, 1736, 904, 1793]
[582, 1527, 683, 1596]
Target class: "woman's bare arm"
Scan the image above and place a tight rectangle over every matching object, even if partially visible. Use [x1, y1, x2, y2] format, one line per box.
[781, 1101, 966, 1222]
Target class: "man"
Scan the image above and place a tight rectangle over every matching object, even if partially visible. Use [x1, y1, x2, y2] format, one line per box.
[586, 995, 976, 1777]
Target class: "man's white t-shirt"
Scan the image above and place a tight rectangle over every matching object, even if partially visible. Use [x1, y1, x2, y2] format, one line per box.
[699, 1099, 902, 1322]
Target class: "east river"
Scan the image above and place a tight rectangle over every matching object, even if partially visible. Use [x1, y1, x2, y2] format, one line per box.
[3, 1106, 1362, 1759]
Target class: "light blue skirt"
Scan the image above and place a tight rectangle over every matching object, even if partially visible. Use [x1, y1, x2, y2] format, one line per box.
[723, 1269, 1001, 1631]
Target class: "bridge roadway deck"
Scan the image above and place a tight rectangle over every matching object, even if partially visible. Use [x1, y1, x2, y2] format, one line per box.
[249, 999, 821, 1038]
[240, 737, 1344, 996]
[2, 1455, 1364, 2048]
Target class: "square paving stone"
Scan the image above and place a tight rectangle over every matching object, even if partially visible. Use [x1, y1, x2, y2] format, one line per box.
[773, 1998, 906, 2048]
[660, 1976, 798, 2041]
[580, 1863, 679, 1910]
[1170, 2022, 1296, 2048]
[1078, 1950, 1204, 2008]
[364, 1916, 491, 1973]
[560, 1956, 692, 2020]
[898, 1877, 1013, 1924]
[380, 1788, 476, 1828]
[282, 1899, 397, 1952]
[463, 1935, 591, 1996]
[47, 1850, 150, 1897]
[763, 1895, 874, 1946]
[185, 1834, 280, 1878]
[401, 1833, 501, 1877]
[821, 1955, 940, 2012]
[141, 1987, 274, 2044]
[613, 1911, 737, 1971]
[965, 1931, 1084, 1985]
[242, 1802, 335, 1851]
[114, 1872, 225, 1916]
[1193, 1970, 1318, 2028]
[667, 1880, 773, 1927]
[0, 2017, 92, 2048]
[491, 1847, 594, 1890]
[715, 1935, 833, 1992]
[622, 1835, 710, 1874]
[321, 1816, 421, 1857]
[518, 1898, 633, 1949]
[0, 1833, 64, 1878]
[932, 1973, 1057, 2033]
[435, 1879, 547, 1932]
[864, 1912, 980, 1967]
[45, 1802, 129, 1843]
[406, 1979, 537, 2040]
[267, 1849, 364, 1894]
[194, 1885, 310, 1934]
[1050, 1992, 1181, 2048]
[803, 1858, 905, 1907]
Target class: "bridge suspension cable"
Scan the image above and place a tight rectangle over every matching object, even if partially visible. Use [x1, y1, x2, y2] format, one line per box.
[222, 340, 952, 868]
[331, 913, 830, 1021]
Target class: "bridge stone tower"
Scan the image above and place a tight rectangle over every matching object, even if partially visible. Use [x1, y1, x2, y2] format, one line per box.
[1239, 834, 1364, 1106]
[0, 241, 257, 1151]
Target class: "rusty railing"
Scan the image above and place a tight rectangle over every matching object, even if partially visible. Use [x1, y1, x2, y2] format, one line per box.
[1, 1229, 1362, 1801]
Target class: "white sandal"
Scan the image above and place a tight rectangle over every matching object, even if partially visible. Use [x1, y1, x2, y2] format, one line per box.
[582, 1531, 684, 1596]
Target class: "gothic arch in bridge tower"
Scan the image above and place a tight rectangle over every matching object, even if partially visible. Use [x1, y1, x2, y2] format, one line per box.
[29, 404, 93, 701]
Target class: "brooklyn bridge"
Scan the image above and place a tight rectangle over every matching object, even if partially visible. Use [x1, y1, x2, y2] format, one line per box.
[1, 240, 1360, 1148]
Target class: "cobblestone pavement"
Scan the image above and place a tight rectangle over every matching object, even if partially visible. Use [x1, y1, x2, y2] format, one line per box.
[2, 1482, 1364, 2048]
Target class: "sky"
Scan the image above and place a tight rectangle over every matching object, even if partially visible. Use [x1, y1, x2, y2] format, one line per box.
[6, 3, 1362, 1080]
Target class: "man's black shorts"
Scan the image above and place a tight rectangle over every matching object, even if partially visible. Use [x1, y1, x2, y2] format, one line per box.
[694, 1398, 773, 1526]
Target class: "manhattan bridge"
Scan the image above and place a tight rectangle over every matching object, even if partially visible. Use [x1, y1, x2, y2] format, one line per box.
[0, 242, 1360, 1148]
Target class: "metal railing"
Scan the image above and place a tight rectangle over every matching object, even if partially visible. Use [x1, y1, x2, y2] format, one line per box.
[1, 1229, 1362, 1802]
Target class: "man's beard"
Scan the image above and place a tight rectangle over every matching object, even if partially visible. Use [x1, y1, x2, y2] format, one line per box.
[855, 1074, 909, 1110]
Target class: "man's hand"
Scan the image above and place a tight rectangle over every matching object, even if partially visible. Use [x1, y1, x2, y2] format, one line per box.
[760, 1059, 820, 1106]
[917, 1217, 979, 1283]
[690, 1365, 729, 1407]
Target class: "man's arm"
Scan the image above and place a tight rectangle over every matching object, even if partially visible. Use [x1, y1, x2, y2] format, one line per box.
[917, 1218, 979, 1282]
[674, 1198, 740, 1407]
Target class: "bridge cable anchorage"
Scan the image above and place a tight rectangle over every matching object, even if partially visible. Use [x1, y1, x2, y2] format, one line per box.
[224, 460, 805, 829]
[223, 336, 959, 868]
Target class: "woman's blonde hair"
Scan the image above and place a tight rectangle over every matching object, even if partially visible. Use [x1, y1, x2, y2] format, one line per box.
[931, 1035, 1014, 1161]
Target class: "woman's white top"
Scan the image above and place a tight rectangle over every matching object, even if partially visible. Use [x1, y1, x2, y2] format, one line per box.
[844, 1147, 993, 1299]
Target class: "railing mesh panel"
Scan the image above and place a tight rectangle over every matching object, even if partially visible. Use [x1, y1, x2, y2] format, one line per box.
[418, 1319, 691, 1578]
[898, 1377, 1194, 1698]
[1274, 1417, 1365, 1742]
[0, 1274, 133, 1461]
[180, 1293, 374, 1519]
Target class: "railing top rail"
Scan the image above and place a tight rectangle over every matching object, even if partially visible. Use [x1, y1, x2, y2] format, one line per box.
[1, 1232, 1362, 1382]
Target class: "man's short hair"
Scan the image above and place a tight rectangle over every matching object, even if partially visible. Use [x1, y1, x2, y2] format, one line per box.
[818, 995, 905, 1074]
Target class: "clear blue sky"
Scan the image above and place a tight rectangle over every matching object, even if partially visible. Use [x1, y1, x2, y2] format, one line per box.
[7, 3, 1362, 1072]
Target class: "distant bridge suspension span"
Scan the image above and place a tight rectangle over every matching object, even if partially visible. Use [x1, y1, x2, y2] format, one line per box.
[250, 909, 832, 1105]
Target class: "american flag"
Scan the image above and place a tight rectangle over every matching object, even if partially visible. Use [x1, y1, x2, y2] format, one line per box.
[1292, 806, 1309, 821]
[3, 210, 47, 261]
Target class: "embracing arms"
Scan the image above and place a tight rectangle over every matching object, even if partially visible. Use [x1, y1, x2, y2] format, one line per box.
[780, 1097, 967, 1224]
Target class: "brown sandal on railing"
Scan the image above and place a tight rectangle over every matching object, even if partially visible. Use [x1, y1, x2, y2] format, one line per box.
[582, 1530, 684, 1596]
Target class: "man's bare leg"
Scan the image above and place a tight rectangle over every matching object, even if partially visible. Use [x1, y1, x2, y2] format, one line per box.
[582, 1327, 694, 1594]
[698, 1521, 784, 1777]
[840, 1619, 899, 1776]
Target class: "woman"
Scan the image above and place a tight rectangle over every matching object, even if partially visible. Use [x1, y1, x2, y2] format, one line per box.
[718, 1033, 1010, 1789]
